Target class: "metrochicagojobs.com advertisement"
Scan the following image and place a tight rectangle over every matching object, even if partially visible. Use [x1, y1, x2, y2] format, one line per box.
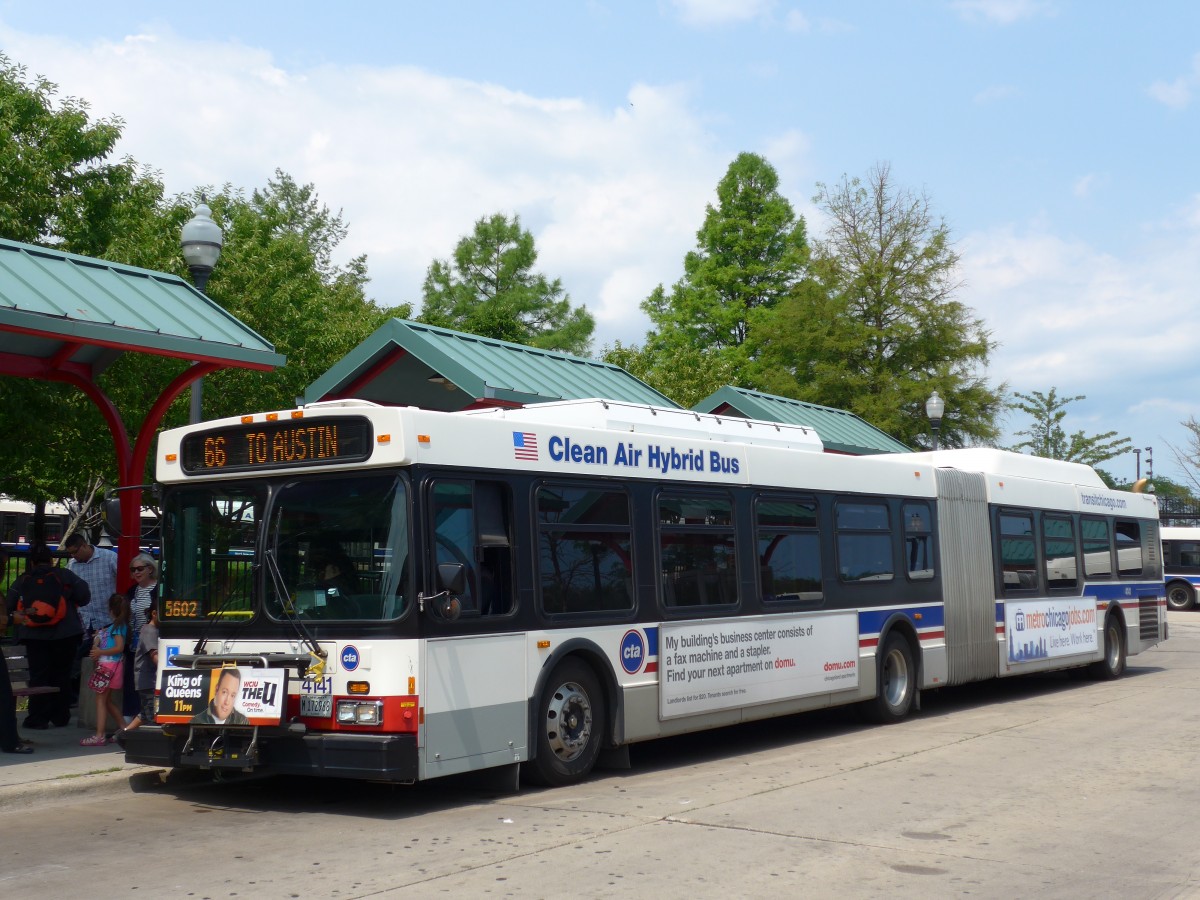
[1004, 598, 1097, 666]
[659, 612, 859, 719]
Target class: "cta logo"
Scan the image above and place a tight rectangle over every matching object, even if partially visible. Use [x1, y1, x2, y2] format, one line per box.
[341, 644, 360, 672]
[620, 630, 645, 675]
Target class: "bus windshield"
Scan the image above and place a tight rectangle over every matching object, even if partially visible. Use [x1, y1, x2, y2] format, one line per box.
[267, 474, 409, 622]
[161, 474, 410, 623]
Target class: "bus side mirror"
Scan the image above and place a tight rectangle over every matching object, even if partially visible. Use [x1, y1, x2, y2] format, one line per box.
[437, 562, 466, 595]
[430, 562, 466, 621]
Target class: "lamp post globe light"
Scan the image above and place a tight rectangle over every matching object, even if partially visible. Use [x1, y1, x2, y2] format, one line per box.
[925, 390, 945, 451]
[181, 196, 224, 422]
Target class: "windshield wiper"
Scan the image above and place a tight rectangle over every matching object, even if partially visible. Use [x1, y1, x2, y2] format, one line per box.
[264, 547, 328, 667]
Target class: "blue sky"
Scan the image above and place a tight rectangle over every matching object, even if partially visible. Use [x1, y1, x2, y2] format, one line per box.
[2, 0, 1198, 483]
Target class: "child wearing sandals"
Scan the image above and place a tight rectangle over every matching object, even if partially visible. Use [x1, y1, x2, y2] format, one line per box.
[81, 594, 128, 747]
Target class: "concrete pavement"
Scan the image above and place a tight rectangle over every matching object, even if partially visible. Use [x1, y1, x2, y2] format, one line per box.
[0, 713, 164, 808]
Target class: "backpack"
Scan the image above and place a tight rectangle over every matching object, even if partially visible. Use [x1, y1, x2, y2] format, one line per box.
[17, 569, 70, 627]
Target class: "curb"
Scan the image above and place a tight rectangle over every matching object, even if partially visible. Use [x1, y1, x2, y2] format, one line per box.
[0, 765, 168, 810]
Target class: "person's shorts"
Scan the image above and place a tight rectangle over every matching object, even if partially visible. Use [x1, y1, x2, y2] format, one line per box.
[138, 689, 156, 723]
[100, 658, 125, 691]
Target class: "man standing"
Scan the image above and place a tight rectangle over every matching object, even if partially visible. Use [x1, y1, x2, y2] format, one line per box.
[5, 544, 91, 729]
[63, 533, 118, 707]
[63, 533, 118, 637]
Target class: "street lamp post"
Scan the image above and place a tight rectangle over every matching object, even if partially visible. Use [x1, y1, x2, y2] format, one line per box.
[180, 196, 224, 423]
[925, 390, 945, 451]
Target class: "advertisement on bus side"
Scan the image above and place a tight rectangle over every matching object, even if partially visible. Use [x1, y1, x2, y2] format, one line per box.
[1004, 598, 1097, 665]
[658, 612, 859, 719]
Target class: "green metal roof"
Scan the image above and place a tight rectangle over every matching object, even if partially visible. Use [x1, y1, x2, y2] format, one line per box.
[304, 318, 678, 410]
[694, 385, 910, 456]
[0, 237, 283, 373]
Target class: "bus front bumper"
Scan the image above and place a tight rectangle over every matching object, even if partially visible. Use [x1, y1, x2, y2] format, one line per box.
[123, 725, 419, 783]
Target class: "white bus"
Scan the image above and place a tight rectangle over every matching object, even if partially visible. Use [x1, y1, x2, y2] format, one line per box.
[1161, 526, 1200, 610]
[123, 399, 1166, 787]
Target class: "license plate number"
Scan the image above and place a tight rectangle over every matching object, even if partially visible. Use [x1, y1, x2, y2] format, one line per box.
[300, 695, 332, 717]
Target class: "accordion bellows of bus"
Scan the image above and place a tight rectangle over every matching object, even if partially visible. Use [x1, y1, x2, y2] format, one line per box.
[123, 398, 1166, 789]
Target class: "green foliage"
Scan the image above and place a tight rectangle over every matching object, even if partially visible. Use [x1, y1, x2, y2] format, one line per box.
[1008, 388, 1132, 466]
[642, 153, 807, 383]
[747, 163, 1002, 447]
[601, 340, 735, 409]
[419, 212, 593, 355]
[0, 56, 406, 501]
[0, 54, 165, 257]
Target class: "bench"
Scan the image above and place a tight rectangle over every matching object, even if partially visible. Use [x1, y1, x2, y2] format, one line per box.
[3, 641, 61, 700]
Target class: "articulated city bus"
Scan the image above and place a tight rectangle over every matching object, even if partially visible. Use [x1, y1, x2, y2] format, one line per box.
[123, 399, 1166, 787]
[1161, 526, 1200, 610]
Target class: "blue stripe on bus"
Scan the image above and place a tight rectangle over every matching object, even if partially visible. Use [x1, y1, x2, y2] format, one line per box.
[858, 605, 944, 635]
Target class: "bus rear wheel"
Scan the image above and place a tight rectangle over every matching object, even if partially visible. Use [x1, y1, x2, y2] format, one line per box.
[864, 633, 916, 724]
[1167, 582, 1195, 611]
[1089, 614, 1126, 680]
[524, 658, 605, 787]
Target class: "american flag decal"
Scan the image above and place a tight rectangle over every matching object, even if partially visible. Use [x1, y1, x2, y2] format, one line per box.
[513, 431, 539, 460]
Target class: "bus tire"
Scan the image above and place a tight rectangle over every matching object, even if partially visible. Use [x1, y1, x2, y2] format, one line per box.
[1088, 614, 1126, 680]
[864, 632, 916, 724]
[523, 658, 605, 787]
[1166, 581, 1195, 611]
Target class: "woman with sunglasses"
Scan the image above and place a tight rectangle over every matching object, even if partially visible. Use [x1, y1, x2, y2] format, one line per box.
[120, 554, 159, 722]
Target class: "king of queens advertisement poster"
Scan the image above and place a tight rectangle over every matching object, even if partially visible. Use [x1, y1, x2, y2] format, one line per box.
[157, 667, 287, 726]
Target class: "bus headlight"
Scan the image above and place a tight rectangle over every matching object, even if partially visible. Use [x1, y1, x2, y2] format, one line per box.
[336, 700, 383, 726]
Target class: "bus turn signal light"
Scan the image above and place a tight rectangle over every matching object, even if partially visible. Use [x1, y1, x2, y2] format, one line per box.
[347, 681, 370, 694]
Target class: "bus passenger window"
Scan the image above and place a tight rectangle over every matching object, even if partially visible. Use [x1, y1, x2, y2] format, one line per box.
[1042, 516, 1077, 589]
[835, 501, 893, 583]
[903, 503, 934, 581]
[1081, 517, 1112, 579]
[999, 512, 1036, 592]
[1114, 520, 1144, 577]
[537, 486, 632, 615]
[658, 495, 737, 607]
[756, 497, 821, 603]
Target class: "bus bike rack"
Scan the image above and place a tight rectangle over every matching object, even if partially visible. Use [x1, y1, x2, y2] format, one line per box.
[174, 653, 309, 772]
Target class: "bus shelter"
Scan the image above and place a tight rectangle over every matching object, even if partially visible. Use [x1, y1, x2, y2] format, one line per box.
[0, 237, 284, 583]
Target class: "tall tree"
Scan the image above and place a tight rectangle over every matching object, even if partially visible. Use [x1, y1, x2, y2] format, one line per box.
[601, 340, 736, 409]
[641, 153, 808, 384]
[749, 163, 1002, 447]
[419, 213, 593, 355]
[1008, 388, 1132, 466]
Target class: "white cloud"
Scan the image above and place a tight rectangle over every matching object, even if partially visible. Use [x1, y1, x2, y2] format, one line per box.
[1148, 53, 1200, 110]
[1072, 173, 1108, 199]
[972, 84, 1017, 104]
[960, 216, 1200, 465]
[1, 24, 807, 351]
[669, 0, 776, 27]
[784, 10, 811, 33]
[950, 0, 1055, 25]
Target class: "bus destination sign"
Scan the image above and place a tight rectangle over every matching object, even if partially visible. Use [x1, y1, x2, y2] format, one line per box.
[180, 416, 373, 474]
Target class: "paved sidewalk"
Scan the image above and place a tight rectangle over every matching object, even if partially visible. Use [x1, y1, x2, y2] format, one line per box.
[0, 714, 164, 807]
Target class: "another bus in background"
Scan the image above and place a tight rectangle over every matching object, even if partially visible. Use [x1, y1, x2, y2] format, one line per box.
[1162, 526, 1200, 610]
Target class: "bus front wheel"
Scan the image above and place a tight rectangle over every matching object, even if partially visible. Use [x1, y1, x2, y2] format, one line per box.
[524, 658, 606, 787]
[864, 633, 916, 724]
[1089, 614, 1126, 680]
[1167, 582, 1195, 611]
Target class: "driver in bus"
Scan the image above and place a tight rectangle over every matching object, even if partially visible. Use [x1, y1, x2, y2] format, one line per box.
[308, 539, 360, 597]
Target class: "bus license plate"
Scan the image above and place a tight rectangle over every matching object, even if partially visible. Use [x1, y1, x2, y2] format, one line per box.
[300, 695, 332, 718]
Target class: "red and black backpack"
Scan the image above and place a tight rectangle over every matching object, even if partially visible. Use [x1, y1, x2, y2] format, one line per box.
[17, 569, 69, 627]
